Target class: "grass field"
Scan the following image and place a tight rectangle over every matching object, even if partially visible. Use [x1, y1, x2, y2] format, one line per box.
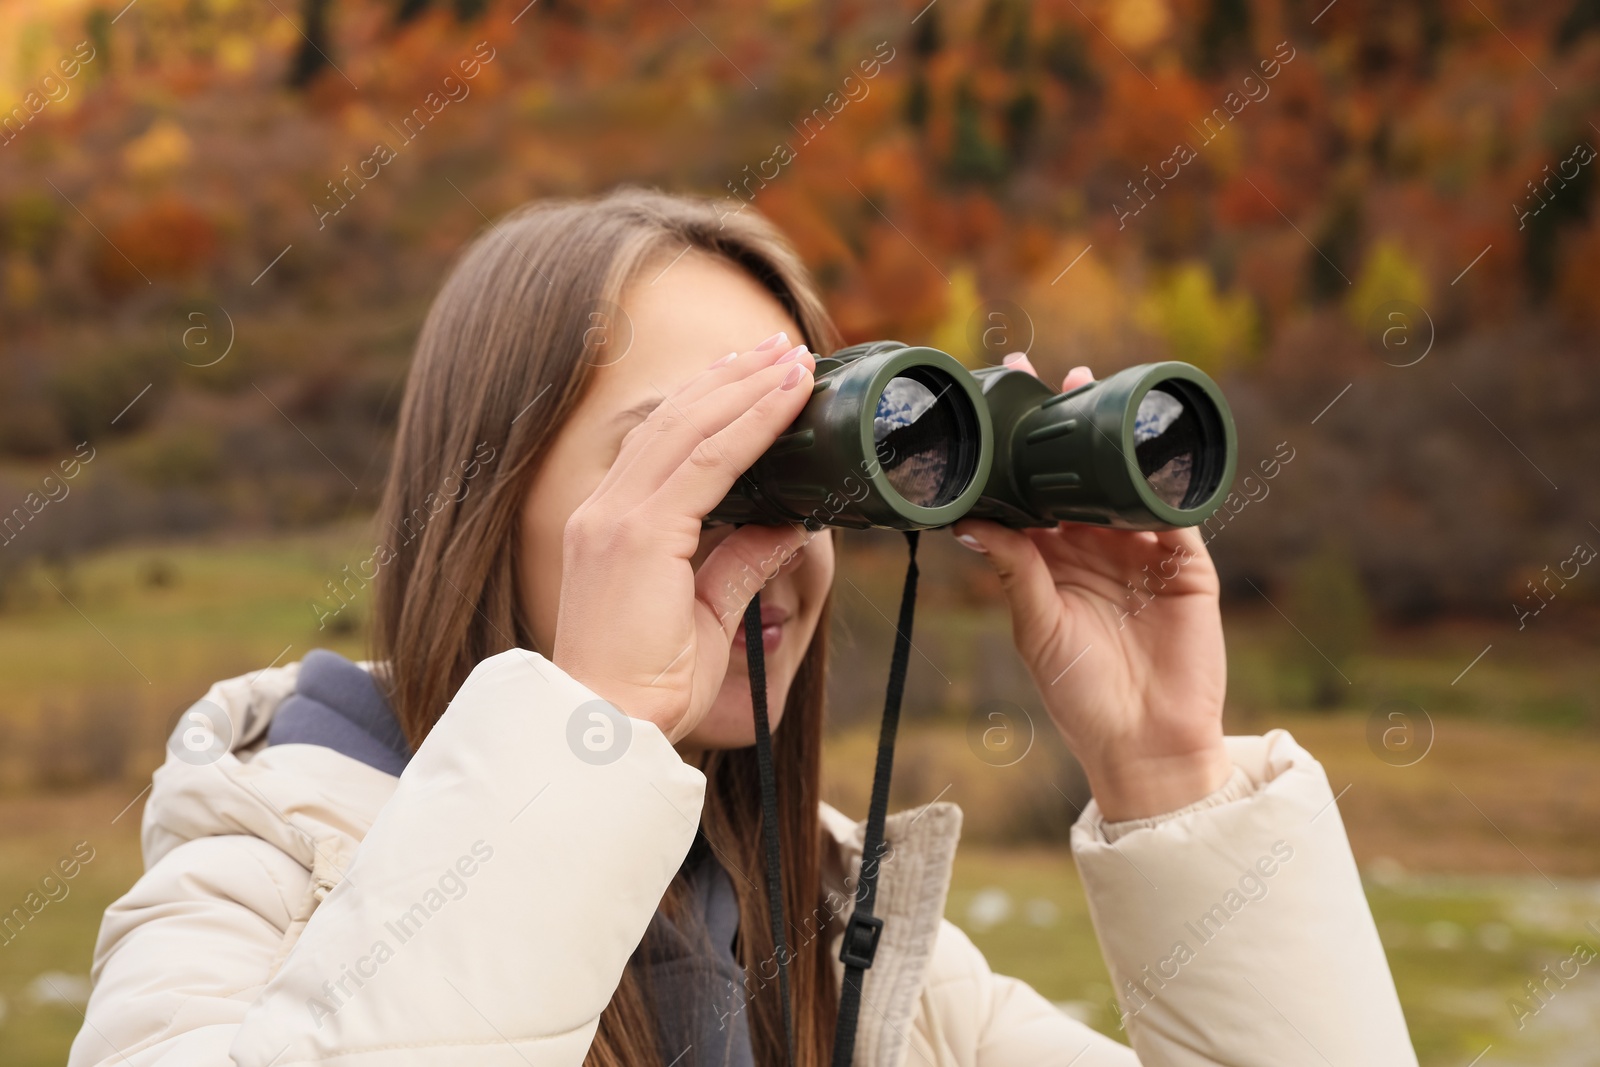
[1, 525, 1597, 1064]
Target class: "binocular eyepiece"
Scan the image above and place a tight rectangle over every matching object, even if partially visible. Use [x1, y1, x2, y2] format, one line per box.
[709, 340, 1237, 531]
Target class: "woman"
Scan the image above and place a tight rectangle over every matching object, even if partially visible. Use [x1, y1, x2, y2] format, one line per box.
[71, 189, 1416, 1066]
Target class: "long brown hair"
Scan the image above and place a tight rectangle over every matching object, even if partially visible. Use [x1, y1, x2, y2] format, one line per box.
[371, 188, 842, 1067]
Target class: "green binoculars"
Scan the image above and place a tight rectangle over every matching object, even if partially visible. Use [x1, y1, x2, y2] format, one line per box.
[709, 340, 1237, 531]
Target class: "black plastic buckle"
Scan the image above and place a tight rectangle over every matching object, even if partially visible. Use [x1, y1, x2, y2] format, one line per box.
[840, 913, 884, 970]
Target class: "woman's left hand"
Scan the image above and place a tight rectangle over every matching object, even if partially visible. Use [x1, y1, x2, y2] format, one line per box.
[951, 357, 1233, 822]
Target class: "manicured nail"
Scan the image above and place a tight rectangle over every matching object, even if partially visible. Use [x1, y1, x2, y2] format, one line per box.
[1002, 352, 1028, 367]
[711, 351, 738, 368]
[755, 331, 789, 351]
[955, 533, 988, 553]
[776, 344, 810, 364]
[779, 364, 806, 390]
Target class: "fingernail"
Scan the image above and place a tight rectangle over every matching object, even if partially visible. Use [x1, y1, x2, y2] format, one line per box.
[1002, 352, 1028, 367]
[1071, 365, 1093, 378]
[955, 533, 988, 554]
[779, 364, 806, 390]
[711, 351, 738, 368]
[755, 331, 789, 351]
[776, 344, 810, 364]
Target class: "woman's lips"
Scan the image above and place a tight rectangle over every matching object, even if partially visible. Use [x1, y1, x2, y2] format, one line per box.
[731, 604, 790, 654]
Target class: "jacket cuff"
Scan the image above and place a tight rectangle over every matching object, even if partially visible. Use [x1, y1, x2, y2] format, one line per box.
[1074, 732, 1293, 845]
[1097, 764, 1255, 843]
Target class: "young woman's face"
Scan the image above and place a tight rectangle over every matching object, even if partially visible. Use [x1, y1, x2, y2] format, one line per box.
[519, 252, 835, 752]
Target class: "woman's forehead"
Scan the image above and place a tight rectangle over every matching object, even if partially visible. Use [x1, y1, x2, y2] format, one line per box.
[592, 254, 800, 401]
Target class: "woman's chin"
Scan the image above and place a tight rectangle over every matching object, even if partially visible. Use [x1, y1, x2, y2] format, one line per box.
[681, 675, 791, 751]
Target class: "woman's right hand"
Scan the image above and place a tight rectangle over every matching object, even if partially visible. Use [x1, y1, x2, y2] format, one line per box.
[551, 341, 816, 743]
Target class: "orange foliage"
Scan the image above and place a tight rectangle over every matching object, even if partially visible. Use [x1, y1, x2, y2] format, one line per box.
[91, 196, 216, 295]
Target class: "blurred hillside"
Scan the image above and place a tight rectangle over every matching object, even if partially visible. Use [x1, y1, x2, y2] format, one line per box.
[1, 0, 1598, 627]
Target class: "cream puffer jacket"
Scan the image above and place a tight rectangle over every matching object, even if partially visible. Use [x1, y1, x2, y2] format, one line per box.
[69, 650, 1417, 1066]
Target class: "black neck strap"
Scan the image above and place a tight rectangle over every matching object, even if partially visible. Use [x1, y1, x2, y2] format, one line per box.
[744, 589, 795, 1063]
[744, 530, 921, 1067]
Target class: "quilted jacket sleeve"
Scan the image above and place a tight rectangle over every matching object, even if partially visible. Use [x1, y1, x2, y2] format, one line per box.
[1063, 729, 1417, 1066]
[920, 732, 1413, 1067]
[68, 833, 312, 1066]
[70, 649, 706, 1067]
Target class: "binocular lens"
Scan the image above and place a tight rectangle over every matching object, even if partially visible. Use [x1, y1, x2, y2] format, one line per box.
[1135, 387, 1203, 509]
[874, 373, 976, 509]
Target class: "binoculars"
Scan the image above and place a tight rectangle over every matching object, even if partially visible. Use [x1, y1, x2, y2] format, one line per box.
[710, 340, 1237, 531]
